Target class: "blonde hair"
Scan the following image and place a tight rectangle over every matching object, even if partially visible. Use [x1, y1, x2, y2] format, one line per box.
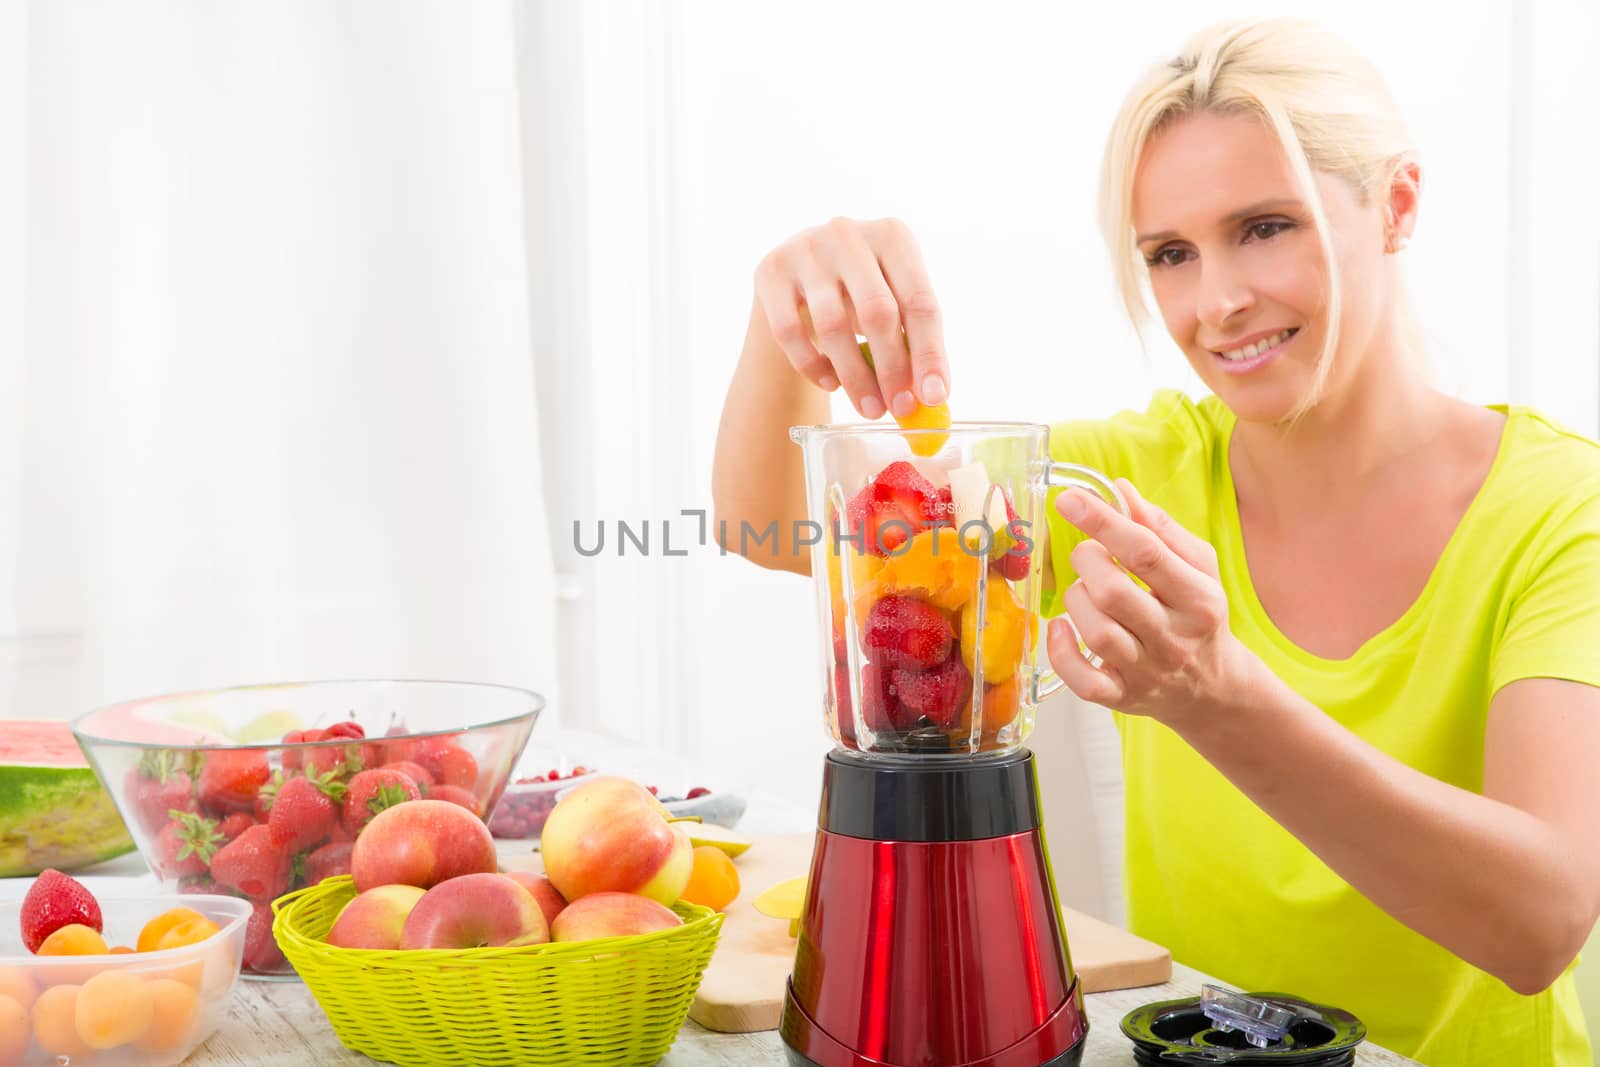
[1099, 19, 1415, 417]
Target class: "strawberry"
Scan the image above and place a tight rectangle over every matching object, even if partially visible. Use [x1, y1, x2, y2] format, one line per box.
[125, 751, 197, 835]
[178, 877, 229, 896]
[890, 653, 973, 728]
[197, 749, 271, 815]
[280, 728, 321, 772]
[381, 760, 435, 789]
[305, 841, 354, 885]
[428, 746, 478, 790]
[253, 771, 283, 821]
[994, 490, 1033, 581]
[864, 594, 955, 670]
[244, 900, 286, 972]
[426, 784, 481, 818]
[858, 662, 910, 733]
[217, 813, 255, 842]
[20, 869, 102, 954]
[305, 723, 367, 779]
[341, 768, 420, 834]
[154, 811, 225, 879]
[210, 825, 293, 901]
[265, 770, 347, 852]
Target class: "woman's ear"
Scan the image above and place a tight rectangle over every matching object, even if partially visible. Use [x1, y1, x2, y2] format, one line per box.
[1384, 158, 1421, 253]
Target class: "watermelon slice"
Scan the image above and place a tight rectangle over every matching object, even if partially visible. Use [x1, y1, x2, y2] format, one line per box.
[0, 720, 135, 877]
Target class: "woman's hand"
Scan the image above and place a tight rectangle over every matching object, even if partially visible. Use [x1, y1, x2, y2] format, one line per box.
[753, 217, 950, 420]
[1044, 479, 1259, 726]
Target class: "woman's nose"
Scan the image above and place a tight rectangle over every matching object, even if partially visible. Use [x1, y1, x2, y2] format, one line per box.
[1195, 256, 1254, 329]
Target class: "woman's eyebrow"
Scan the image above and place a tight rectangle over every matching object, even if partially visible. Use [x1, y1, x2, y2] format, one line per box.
[1136, 198, 1306, 244]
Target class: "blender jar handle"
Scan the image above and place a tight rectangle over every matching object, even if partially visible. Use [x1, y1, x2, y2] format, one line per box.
[1032, 463, 1130, 702]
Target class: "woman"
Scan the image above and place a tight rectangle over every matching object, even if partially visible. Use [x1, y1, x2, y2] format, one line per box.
[711, 18, 1600, 1065]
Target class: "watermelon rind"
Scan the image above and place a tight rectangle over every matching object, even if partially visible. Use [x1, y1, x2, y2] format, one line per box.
[0, 763, 136, 877]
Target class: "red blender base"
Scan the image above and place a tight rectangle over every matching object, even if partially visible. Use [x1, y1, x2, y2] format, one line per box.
[780, 748, 1088, 1067]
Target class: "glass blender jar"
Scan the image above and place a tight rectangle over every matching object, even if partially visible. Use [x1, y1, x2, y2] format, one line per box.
[780, 421, 1127, 1067]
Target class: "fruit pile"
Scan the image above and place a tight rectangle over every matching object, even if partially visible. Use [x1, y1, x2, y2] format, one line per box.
[3, 870, 239, 1063]
[121, 722, 491, 974]
[326, 777, 743, 954]
[827, 458, 1035, 751]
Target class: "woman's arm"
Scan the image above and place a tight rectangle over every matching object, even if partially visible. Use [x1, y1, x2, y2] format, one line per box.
[1047, 482, 1600, 995]
[1182, 668, 1600, 995]
[711, 296, 830, 575]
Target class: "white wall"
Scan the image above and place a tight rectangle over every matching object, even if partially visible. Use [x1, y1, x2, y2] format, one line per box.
[535, 0, 1598, 822]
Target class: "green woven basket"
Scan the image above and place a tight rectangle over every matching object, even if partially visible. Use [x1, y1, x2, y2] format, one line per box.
[272, 876, 724, 1067]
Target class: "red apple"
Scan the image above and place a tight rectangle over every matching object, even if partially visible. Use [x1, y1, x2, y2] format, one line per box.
[327, 885, 427, 950]
[504, 871, 567, 927]
[540, 777, 693, 906]
[351, 799, 497, 892]
[399, 873, 549, 950]
[550, 891, 682, 942]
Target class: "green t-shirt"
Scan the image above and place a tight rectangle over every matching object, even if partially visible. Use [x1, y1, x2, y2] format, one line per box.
[1043, 389, 1600, 1066]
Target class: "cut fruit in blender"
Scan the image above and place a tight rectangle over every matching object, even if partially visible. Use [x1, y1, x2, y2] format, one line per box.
[863, 595, 954, 671]
[844, 461, 940, 557]
[982, 676, 1024, 734]
[874, 526, 982, 611]
[959, 578, 1031, 684]
[859, 662, 913, 733]
[889, 653, 973, 729]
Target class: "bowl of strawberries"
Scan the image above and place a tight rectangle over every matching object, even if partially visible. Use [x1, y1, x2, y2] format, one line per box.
[70, 680, 543, 978]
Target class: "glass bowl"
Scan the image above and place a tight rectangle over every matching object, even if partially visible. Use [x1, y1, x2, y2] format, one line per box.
[0, 893, 250, 1065]
[71, 680, 543, 978]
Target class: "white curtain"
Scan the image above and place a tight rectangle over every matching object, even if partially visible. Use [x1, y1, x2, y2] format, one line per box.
[0, 1, 559, 722]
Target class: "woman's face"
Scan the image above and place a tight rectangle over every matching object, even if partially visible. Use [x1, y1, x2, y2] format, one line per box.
[1132, 110, 1395, 425]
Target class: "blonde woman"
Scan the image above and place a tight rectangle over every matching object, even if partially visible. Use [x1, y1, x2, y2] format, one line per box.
[712, 18, 1600, 1065]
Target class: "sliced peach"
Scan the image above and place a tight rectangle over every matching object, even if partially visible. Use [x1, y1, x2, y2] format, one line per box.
[876, 527, 980, 612]
[960, 579, 1030, 684]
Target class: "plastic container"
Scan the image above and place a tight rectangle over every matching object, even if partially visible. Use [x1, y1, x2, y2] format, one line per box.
[273, 876, 723, 1067]
[0, 894, 250, 1066]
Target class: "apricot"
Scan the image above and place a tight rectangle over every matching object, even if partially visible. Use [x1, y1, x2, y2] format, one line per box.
[76, 969, 153, 1050]
[136, 978, 200, 1052]
[33, 984, 90, 1058]
[138, 907, 208, 953]
[37, 923, 107, 956]
[0, 994, 27, 1067]
[680, 845, 741, 912]
[154, 915, 221, 952]
[0, 968, 37, 1012]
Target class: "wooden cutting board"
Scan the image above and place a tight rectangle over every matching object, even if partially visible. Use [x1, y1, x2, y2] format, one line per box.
[686, 832, 1171, 1034]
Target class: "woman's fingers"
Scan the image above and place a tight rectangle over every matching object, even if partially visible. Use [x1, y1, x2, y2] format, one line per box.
[1070, 537, 1166, 644]
[871, 218, 949, 408]
[823, 219, 914, 417]
[753, 217, 947, 419]
[1119, 479, 1220, 578]
[1047, 615, 1125, 706]
[1057, 489, 1207, 608]
[1063, 578, 1142, 669]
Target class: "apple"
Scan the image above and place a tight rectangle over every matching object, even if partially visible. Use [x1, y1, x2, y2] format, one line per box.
[540, 777, 693, 906]
[504, 872, 568, 928]
[550, 891, 682, 942]
[351, 799, 497, 892]
[327, 885, 427, 950]
[399, 873, 549, 950]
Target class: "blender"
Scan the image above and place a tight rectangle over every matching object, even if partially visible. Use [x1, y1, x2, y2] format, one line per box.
[781, 421, 1128, 1067]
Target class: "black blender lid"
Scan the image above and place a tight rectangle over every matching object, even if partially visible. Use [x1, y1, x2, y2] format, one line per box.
[1121, 987, 1366, 1065]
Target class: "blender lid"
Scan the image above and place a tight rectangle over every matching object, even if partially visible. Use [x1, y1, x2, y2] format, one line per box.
[1120, 987, 1366, 1065]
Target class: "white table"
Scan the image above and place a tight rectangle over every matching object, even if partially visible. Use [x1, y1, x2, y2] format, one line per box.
[11, 845, 1419, 1065]
[198, 958, 1419, 1065]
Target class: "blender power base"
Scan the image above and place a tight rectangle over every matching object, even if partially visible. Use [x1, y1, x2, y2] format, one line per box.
[779, 748, 1089, 1067]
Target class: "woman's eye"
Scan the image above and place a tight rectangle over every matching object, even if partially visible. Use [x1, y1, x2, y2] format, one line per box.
[1247, 220, 1291, 241]
[1146, 247, 1189, 268]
